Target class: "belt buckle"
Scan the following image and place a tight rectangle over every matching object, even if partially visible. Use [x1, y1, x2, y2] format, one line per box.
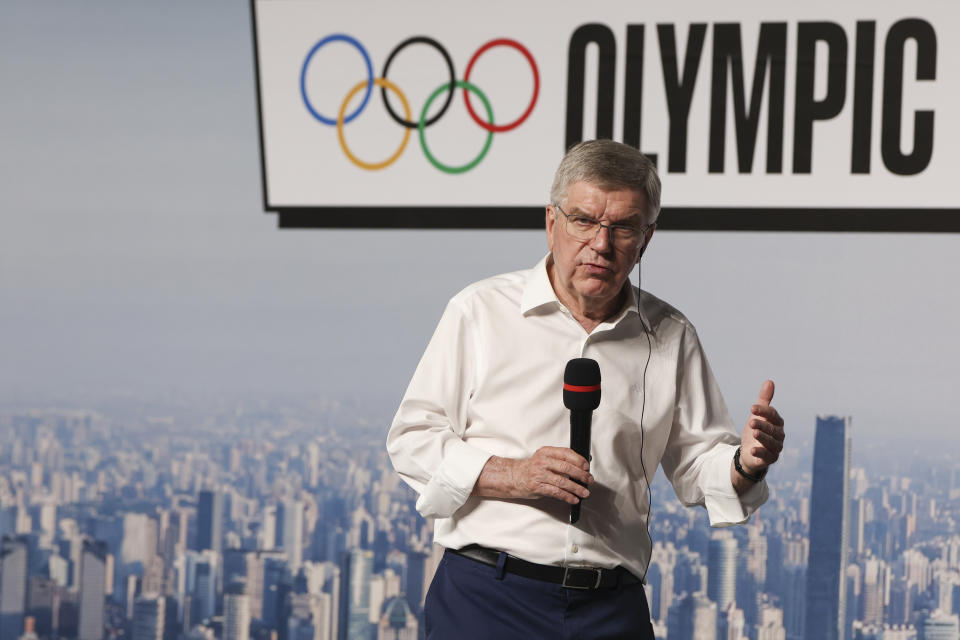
[562, 566, 602, 590]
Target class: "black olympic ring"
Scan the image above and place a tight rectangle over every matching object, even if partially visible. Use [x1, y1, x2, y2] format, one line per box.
[380, 36, 456, 130]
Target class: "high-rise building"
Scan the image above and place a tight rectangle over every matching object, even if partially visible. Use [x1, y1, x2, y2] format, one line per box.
[667, 592, 717, 640]
[376, 596, 418, 640]
[119, 513, 158, 612]
[851, 498, 867, 556]
[708, 532, 738, 610]
[888, 577, 913, 626]
[78, 540, 107, 640]
[321, 562, 341, 640]
[191, 556, 216, 624]
[738, 525, 767, 629]
[262, 555, 291, 630]
[262, 504, 278, 551]
[278, 499, 305, 570]
[846, 563, 862, 640]
[245, 549, 285, 622]
[132, 594, 165, 640]
[224, 584, 250, 640]
[861, 556, 889, 627]
[756, 602, 787, 640]
[159, 509, 188, 564]
[782, 564, 806, 640]
[402, 550, 427, 616]
[646, 542, 676, 623]
[674, 548, 707, 596]
[289, 591, 333, 640]
[26, 576, 60, 637]
[0, 536, 28, 639]
[717, 602, 745, 640]
[805, 415, 852, 640]
[196, 491, 223, 554]
[163, 595, 179, 640]
[340, 549, 374, 640]
[922, 611, 959, 640]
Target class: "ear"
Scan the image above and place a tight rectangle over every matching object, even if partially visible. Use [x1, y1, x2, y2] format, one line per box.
[545, 205, 556, 253]
[636, 224, 656, 263]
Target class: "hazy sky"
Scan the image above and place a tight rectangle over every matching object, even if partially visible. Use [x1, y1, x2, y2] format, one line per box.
[2, 1, 959, 447]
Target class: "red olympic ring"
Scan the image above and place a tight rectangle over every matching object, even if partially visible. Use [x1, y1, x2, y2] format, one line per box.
[462, 38, 540, 133]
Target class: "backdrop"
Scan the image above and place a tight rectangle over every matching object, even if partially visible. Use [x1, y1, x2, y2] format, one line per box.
[1, 0, 958, 451]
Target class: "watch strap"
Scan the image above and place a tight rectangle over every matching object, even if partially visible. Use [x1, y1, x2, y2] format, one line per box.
[734, 446, 767, 482]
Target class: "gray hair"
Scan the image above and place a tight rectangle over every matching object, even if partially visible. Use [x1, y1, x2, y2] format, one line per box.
[549, 139, 662, 223]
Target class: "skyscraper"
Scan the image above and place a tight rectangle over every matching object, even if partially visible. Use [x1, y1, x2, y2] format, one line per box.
[119, 513, 158, 612]
[277, 499, 304, 569]
[667, 592, 717, 640]
[340, 549, 374, 640]
[756, 602, 787, 640]
[190, 554, 217, 624]
[782, 564, 806, 640]
[78, 540, 107, 640]
[377, 596, 418, 640]
[804, 415, 852, 640]
[132, 594, 165, 640]
[646, 550, 676, 623]
[717, 602, 746, 640]
[861, 556, 888, 627]
[262, 555, 291, 630]
[262, 504, 278, 550]
[708, 532, 738, 610]
[196, 490, 223, 554]
[224, 583, 250, 640]
[0, 536, 28, 639]
[923, 611, 960, 640]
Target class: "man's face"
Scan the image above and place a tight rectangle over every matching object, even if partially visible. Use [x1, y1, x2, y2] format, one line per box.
[546, 181, 654, 311]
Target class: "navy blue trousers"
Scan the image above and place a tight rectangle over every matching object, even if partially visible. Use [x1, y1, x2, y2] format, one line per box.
[425, 551, 655, 639]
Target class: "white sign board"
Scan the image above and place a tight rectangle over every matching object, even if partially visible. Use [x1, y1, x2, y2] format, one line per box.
[252, 0, 959, 230]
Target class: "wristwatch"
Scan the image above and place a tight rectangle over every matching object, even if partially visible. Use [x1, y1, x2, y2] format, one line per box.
[734, 446, 766, 482]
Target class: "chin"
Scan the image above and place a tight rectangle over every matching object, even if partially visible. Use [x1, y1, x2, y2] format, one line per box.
[577, 282, 619, 300]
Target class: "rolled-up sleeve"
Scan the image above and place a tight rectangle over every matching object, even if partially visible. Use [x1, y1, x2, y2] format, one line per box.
[386, 298, 492, 519]
[659, 324, 769, 526]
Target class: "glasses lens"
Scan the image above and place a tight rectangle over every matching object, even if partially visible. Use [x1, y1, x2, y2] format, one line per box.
[565, 215, 598, 240]
[612, 226, 641, 242]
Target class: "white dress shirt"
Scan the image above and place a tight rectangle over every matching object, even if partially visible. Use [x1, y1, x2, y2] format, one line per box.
[387, 255, 768, 580]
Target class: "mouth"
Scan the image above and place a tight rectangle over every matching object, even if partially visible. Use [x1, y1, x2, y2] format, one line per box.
[582, 262, 612, 275]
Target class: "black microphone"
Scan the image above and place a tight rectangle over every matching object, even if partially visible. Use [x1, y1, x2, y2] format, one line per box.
[563, 358, 601, 524]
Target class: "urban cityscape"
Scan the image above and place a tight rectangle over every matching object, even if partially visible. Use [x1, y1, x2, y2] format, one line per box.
[0, 396, 958, 640]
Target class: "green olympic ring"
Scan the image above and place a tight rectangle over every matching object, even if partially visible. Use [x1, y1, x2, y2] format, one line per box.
[418, 80, 494, 175]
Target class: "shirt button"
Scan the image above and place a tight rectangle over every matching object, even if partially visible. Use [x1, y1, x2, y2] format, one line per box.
[571, 544, 579, 553]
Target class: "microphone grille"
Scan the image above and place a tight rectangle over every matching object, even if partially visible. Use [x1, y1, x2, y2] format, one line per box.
[563, 358, 601, 410]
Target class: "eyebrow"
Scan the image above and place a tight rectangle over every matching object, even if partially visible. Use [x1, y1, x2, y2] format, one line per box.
[566, 207, 645, 225]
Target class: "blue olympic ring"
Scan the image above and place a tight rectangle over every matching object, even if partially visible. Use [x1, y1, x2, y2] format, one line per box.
[300, 34, 374, 126]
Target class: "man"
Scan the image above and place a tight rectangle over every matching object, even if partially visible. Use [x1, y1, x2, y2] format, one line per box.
[387, 140, 785, 639]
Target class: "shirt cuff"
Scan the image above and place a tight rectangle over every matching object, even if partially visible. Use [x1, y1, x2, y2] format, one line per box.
[415, 441, 492, 519]
[702, 446, 770, 527]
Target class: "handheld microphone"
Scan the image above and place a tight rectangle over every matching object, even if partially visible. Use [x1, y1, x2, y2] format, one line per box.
[563, 358, 601, 524]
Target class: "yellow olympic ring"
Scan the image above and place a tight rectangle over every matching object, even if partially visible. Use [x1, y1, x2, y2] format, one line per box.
[337, 78, 411, 171]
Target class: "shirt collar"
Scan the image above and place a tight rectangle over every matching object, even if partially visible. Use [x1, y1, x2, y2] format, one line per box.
[520, 254, 651, 331]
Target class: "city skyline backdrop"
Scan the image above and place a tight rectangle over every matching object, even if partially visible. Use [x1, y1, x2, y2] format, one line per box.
[0, 400, 957, 639]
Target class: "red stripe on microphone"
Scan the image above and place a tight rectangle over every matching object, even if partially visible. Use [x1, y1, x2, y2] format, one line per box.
[563, 383, 601, 392]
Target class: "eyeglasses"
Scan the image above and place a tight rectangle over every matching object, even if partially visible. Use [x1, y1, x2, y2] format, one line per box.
[552, 203, 650, 247]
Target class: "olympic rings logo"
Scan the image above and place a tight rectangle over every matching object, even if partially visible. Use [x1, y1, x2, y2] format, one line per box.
[300, 34, 540, 174]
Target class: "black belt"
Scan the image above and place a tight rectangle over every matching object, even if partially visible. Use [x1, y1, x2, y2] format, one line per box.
[448, 545, 640, 590]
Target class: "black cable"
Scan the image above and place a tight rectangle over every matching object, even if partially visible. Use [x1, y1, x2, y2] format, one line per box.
[637, 257, 654, 584]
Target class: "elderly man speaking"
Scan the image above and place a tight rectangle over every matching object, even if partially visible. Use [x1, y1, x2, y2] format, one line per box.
[387, 140, 785, 639]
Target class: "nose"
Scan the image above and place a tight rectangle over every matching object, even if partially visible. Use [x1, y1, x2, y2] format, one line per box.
[590, 224, 612, 253]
